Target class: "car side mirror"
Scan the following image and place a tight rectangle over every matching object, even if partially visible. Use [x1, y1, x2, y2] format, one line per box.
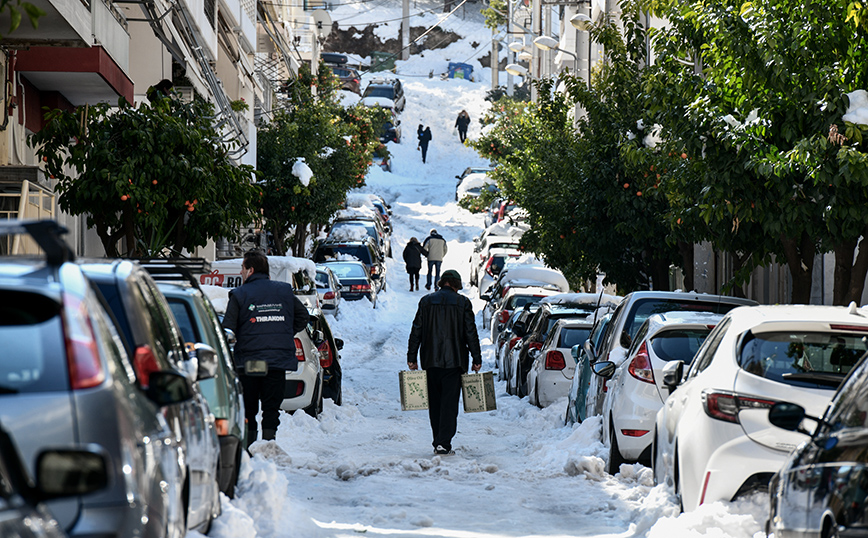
[768, 402, 807, 432]
[223, 328, 237, 346]
[592, 361, 616, 378]
[513, 321, 527, 338]
[147, 371, 195, 406]
[571, 344, 582, 361]
[661, 360, 684, 391]
[529, 347, 540, 359]
[36, 449, 109, 501]
[192, 343, 218, 380]
[335, 338, 344, 350]
[481, 292, 492, 302]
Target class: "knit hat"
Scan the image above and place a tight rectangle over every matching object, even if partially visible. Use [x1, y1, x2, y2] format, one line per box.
[430, 228, 437, 234]
[438, 269, 462, 290]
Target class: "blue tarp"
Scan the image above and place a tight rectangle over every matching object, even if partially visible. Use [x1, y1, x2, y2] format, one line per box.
[447, 62, 474, 80]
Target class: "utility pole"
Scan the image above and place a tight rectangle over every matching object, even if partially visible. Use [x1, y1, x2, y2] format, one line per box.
[491, 29, 499, 89]
[402, 0, 410, 61]
[507, 0, 514, 96]
[532, 0, 541, 101]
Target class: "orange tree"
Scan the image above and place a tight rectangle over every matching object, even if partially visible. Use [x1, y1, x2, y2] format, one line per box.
[29, 94, 259, 257]
[257, 63, 381, 256]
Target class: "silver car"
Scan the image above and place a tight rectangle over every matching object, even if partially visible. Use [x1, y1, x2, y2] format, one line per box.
[315, 264, 342, 316]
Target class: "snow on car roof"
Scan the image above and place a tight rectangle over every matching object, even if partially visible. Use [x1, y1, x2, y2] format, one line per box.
[459, 172, 495, 191]
[484, 220, 529, 237]
[335, 206, 378, 219]
[211, 255, 317, 283]
[499, 264, 569, 292]
[541, 292, 622, 307]
[200, 284, 229, 313]
[345, 193, 380, 208]
[328, 225, 369, 241]
[644, 311, 725, 336]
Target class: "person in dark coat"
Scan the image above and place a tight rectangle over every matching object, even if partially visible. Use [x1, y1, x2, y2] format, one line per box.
[417, 124, 424, 151]
[222, 250, 309, 447]
[407, 269, 482, 455]
[419, 127, 432, 163]
[402, 237, 428, 291]
[454, 110, 470, 143]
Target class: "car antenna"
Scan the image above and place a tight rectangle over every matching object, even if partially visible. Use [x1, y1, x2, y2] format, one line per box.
[592, 284, 605, 326]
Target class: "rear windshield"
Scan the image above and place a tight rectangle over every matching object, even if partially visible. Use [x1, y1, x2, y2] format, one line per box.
[506, 294, 545, 310]
[624, 298, 743, 341]
[558, 327, 591, 349]
[364, 87, 394, 99]
[738, 331, 868, 388]
[327, 263, 367, 279]
[316, 272, 330, 287]
[0, 291, 68, 393]
[330, 221, 376, 242]
[314, 245, 372, 265]
[650, 329, 712, 363]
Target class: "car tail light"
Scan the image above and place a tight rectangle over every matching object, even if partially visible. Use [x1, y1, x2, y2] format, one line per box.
[324, 291, 336, 300]
[499, 310, 511, 324]
[370, 265, 378, 275]
[620, 429, 649, 437]
[485, 258, 496, 276]
[545, 350, 566, 370]
[215, 419, 229, 436]
[318, 341, 333, 368]
[62, 292, 105, 390]
[295, 338, 305, 361]
[351, 284, 371, 292]
[627, 342, 655, 384]
[528, 341, 543, 351]
[133, 345, 160, 389]
[830, 324, 868, 332]
[701, 389, 775, 424]
[508, 336, 521, 350]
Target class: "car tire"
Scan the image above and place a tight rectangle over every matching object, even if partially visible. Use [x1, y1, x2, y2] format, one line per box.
[822, 518, 840, 538]
[225, 444, 242, 499]
[607, 422, 625, 475]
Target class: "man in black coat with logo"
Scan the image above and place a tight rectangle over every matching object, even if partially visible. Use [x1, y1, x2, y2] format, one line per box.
[222, 250, 309, 447]
[407, 269, 482, 455]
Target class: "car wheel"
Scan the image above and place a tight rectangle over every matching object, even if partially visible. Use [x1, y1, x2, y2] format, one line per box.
[225, 444, 242, 499]
[607, 421, 625, 475]
[822, 518, 840, 538]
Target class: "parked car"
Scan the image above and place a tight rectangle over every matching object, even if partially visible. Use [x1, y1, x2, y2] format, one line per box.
[487, 285, 561, 342]
[470, 231, 522, 288]
[361, 77, 405, 112]
[315, 264, 342, 316]
[319, 260, 378, 307]
[511, 293, 620, 398]
[78, 259, 222, 534]
[476, 249, 522, 298]
[565, 312, 613, 425]
[330, 66, 361, 94]
[206, 255, 320, 310]
[653, 305, 868, 512]
[0, 220, 191, 538]
[483, 198, 504, 228]
[154, 273, 247, 498]
[499, 303, 543, 385]
[766, 347, 868, 538]
[527, 318, 594, 408]
[455, 166, 494, 196]
[379, 110, 402, 143]
[313, 236, 387, 292]
[456, 171, 497, 201]
[309, 309, 344, 405]
[585, 291, 757, 421]
[0, 421, 109, 538]
[494, 307, 530, 371]
[595, 311, 723, 474]
[330, 207, 392, 258]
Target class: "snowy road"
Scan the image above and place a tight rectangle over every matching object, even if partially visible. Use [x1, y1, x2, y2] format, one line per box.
[201, 14, 770, 535]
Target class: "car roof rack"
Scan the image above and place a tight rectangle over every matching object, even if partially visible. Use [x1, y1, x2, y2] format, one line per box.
[0, 219, 75, 266]
[136, 258, 211, 289]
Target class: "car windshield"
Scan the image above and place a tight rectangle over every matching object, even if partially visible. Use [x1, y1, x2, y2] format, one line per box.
[364, 87, 394, 99]
[650, 329, 712, 363]
[507, 294, 546, 310]
[0, 290, 68, 393]
[624, 298, 743, 341]
[558, 327, 591, 348]
[738, 331, 868, 388]
[326, 263, 367, 279]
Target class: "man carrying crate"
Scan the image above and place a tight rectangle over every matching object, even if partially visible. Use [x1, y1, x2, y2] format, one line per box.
[407, 269, 482, 455]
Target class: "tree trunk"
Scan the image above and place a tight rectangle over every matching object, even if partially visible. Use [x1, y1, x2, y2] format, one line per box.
[833, 229, 868, 305]
[93, 214, 122, 257]
[780, 232, 815, 304]
[677, 241, 694, 292]
[729, 253, 748, 298]
[649, 257, 671, 291]
[272, 224, 287, 256]
[123, 208, 137, 257]
[292, 225, 308, 257]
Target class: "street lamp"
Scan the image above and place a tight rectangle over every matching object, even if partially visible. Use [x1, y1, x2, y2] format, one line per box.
[570, 13, 592, 31]
[518, 51, 532, 62]
[508, 41, 526, 53]
[505, 63, 529, 77]
[533, 35, 578, 76]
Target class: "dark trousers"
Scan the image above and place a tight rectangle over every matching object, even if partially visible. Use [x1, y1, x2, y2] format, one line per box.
[426, 367, 462, 450]
[407, 267, 420, 288]
[420, 143, 429, 163]
[426, 260, 442, 289]
[458, 129, 467, 143]
[240, 368, 286, 442]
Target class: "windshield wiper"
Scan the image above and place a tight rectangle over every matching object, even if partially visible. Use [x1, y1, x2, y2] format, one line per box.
[782, 372, 845, 388]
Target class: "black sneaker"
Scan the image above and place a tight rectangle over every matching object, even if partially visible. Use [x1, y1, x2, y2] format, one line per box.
[425, 284, 431, 290]
[434, 445, 455, 455]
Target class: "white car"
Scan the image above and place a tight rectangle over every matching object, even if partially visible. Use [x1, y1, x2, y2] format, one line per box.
[456, 171, 497, 201]
[281, 318, 326, 416]
[652, 305, 868, 511]
[527, 318, 594, 408]
[476, 248, 522, 298]
[470, 231, 522, 287]
[315, 265, 342, 316]
[487, 285, 561, 342]
[596, 311, 723, 474]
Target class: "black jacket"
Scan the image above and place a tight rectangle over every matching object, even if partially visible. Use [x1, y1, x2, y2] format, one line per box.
[402, 242, 427, 269]
[455, 114, 470, 131]
[407, 287, 481, 371]
[222, 272, 309, 371]
[419, 129, 432, 148]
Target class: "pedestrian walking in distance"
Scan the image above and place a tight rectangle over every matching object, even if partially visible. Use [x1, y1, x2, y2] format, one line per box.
[222, 250, 309, 448]
[403, 237, 428, 291]
[417, 124, 424, 151]
[422, 228, 447, 290]
[419, 126, 432, 163]
[407, 269, 482, 455]
[455, 110, 470, 143]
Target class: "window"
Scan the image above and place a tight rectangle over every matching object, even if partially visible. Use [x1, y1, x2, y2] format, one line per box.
[623, 298, 742, 342]
[689, 317, 731, 376]
[650, 328, 713, 363]
[0, 290, 67, 392]
[559, 327, 592, 349]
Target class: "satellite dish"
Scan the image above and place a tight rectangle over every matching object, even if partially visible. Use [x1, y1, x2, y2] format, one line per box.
[311, 10, 332, 39]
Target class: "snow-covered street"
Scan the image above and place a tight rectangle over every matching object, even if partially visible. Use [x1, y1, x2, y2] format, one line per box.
[198, 4, 770, 536]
